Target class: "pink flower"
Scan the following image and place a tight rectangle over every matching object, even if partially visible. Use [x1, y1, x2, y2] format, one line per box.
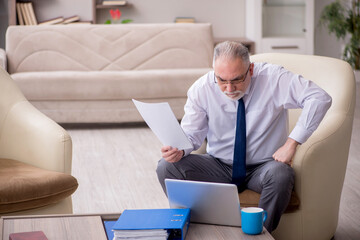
[109, 9, 121, 21]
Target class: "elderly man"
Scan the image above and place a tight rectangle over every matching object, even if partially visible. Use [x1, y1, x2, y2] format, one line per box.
[156, 41, 332, 232]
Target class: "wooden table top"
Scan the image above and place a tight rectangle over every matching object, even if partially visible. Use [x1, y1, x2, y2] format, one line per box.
[1, 213, 274, 240]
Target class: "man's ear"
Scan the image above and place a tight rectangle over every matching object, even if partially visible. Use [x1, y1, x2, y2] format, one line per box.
[249, 62, 255, 76]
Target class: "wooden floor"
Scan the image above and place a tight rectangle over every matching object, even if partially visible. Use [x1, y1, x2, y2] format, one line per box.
[66, 83, 360, 240]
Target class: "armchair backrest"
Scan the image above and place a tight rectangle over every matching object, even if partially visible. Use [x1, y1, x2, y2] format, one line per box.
[250, 53, 355, 133]
[0, 67, 26, 132]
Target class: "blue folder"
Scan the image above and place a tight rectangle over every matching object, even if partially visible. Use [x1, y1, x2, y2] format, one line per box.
[103, 220, 116, 240]
[112, 208, 191, 240]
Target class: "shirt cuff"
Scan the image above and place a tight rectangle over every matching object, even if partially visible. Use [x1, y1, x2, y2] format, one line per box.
[183, 148, 193, 157]
[289, 124, 313, 144]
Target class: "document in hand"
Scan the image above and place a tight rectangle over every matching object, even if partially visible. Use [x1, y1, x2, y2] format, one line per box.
[112, 208, 191, 240]
[132, 99, 192, 150]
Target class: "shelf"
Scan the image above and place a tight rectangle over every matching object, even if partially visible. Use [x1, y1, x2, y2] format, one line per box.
[263, 0, 305, 6]
[263, 3, 305, 7]
[8, 0, 16, 25]
[7, 0, 133, 26]
[245, 0, 314, 54]
[92, 0, 133, 23]
[96, 3, 131, 9]
[263, 35, 306, 38]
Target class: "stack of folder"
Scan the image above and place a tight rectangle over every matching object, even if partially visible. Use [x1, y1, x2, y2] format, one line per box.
[107, 208, 191, 240]
[114, 229, 168, 239]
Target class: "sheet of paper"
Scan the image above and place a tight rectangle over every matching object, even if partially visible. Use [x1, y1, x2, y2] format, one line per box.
[132, 99, 192, 150]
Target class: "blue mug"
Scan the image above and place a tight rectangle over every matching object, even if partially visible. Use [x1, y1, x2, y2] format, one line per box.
[241, 207, 267, 235]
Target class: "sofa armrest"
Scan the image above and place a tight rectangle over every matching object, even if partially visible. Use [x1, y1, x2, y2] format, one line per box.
[0, 101, 73, 174]
[0, 48, 6, 70]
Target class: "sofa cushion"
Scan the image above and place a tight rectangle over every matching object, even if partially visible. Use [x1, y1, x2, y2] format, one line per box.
[6, 24, 213, 73]
[0, 158, 78, 214]
[239, 189, 300, 213]
[11, 68, 211, 101]
[31, 98, 188, 123]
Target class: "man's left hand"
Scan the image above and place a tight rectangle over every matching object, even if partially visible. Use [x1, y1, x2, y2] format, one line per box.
[272, 138, 299, 165]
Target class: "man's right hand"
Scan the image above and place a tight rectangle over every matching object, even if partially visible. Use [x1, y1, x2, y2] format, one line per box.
[161, 146, 184, 163]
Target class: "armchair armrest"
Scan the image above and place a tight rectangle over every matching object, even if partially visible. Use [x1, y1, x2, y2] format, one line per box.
[292, 107, 355, 235]
[0, 101, 72, 174]
[0, 67, 72, 174]
[0, 48, 6, 70]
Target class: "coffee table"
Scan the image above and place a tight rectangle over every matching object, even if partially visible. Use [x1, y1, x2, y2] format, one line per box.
[0, 213, 274, 240]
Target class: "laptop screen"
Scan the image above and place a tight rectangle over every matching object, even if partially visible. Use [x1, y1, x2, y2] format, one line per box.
[165, 179, 241, 227]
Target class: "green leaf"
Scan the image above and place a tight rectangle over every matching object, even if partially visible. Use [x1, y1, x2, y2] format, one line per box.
[105, 20, 111, 24]
[319, 0, 347, 40]
[319, 0, 360, 69]
[121, 19, 133, 24]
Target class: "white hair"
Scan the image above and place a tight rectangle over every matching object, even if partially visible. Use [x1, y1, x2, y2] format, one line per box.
[213, 41, 250, 67]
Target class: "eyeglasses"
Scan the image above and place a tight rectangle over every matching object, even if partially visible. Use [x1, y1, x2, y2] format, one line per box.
[214, 64, 251, 85]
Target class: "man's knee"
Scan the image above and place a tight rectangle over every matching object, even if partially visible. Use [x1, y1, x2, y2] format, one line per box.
[156, 158, 166, 179]
[263, 161, 295, 191]
[156, 158, 170, 193]
[156, 159, 171, 180]
[156, 158, 185, 192]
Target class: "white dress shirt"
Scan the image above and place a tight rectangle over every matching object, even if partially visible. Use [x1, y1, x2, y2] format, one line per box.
[181, 62, 332, 166]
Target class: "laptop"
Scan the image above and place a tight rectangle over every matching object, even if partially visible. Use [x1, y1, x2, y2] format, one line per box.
[165, 179, 241, 227]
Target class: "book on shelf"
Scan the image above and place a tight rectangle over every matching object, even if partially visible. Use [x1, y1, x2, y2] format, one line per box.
[175, 17, 195, 23]
[9, 231, 48, 240]
[24, 3, 32, 24]
[16, 3, 24, 25]
[27, 2, 38, 25]
[111, 208, 191, 240]
[15, 2, 83, 26]
[19, 2, 30, 25]
[38, 17, 64, 25]
[16, 2, 37, 25]
[63, 15, 80, 24]
[102, 0, 127, 6]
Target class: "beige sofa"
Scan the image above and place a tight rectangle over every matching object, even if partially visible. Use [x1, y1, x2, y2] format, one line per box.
[1, 24, 213, 123]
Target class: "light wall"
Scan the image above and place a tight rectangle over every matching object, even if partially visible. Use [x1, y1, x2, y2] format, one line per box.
[31, 0, 245, 38]
[96, 0, 245, 38]
[314, 0, 343, 59]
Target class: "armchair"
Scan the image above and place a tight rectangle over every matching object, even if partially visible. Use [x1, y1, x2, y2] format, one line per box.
[252, 53, 355, 240]
[0, 67, 78, 216]
[194, 53, 355, 240]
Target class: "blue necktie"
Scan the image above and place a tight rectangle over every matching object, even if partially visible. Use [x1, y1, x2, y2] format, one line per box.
[232, 98, 246, 192]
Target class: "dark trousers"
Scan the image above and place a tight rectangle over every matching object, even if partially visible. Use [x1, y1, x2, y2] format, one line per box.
[156, 154, 295, 233]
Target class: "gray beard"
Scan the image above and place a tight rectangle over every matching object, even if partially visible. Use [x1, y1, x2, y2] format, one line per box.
[223, 91, 245, 101]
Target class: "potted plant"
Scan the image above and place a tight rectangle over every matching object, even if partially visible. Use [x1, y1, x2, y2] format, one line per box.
[320, 0, 360, 81]
[105, 9, 132, 24]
